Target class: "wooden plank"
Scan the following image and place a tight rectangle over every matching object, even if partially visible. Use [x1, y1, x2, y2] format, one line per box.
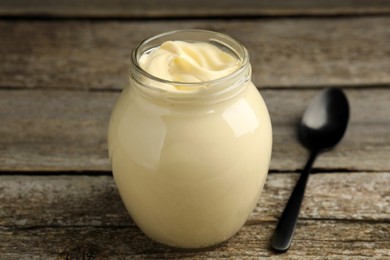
[0, 173, 388, 228]
[0, 90, 112, 171]
[1, 222, 389, 259]
[265, 89, 390, 172]
[0, 173, 389, 258]
[1, 17, 390, 90]
[1, 0, 390, 18]
[0, 88, 389, 172]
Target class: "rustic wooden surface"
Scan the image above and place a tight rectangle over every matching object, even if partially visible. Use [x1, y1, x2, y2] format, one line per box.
[1, 89, 389, 172]
[0, 1, 389, 259]
[1, 173, 389, 227]
[1, 17, 390, 90]
[1, 0, 390, 18]
[0, 173, 389, 259]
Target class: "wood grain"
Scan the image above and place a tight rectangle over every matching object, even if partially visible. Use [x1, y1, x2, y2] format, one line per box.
[1, 17, 390, 90]
[0, 173, 388, 229]
[1, 0, 390, 18]
[0, 173, 389, 259]
[1, 222, 389, 259]
[1, 88, 389, 172]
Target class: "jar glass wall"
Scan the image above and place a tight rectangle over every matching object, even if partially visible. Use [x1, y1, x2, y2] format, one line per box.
[108, 30, 272, 249]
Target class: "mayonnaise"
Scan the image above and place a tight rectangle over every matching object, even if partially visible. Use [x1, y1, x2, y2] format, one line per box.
[108, 30, 272, 249]
[139, 41, 239, 83]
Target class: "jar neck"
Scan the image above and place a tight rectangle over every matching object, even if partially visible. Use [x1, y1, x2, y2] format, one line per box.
[129, 30, 251, 104]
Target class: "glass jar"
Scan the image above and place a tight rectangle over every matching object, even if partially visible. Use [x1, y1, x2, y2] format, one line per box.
[108, 30, 272, 249]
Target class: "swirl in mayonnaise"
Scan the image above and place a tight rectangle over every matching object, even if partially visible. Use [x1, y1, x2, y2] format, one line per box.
[138, 41, 240, 87]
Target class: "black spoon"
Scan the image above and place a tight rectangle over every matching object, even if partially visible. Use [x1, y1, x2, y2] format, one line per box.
[271, 87, 350, 253]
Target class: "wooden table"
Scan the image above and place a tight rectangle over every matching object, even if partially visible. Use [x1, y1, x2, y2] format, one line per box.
[1, 1, 389, 259]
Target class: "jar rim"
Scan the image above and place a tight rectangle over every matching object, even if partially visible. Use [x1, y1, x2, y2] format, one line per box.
[130, 29, 249, 88]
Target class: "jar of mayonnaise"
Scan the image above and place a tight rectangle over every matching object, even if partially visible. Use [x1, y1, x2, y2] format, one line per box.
[108, 30, 272, 249]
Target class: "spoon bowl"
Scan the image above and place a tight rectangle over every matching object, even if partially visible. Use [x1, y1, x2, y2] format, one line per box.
[299, 88, 350, 152]
[271, 87, 350, 253]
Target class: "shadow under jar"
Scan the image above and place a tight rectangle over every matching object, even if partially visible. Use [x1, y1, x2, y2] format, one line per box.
[108, 30, 272, 249]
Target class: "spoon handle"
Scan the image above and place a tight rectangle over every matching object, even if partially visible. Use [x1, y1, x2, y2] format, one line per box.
[271, 152, 317, 253]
